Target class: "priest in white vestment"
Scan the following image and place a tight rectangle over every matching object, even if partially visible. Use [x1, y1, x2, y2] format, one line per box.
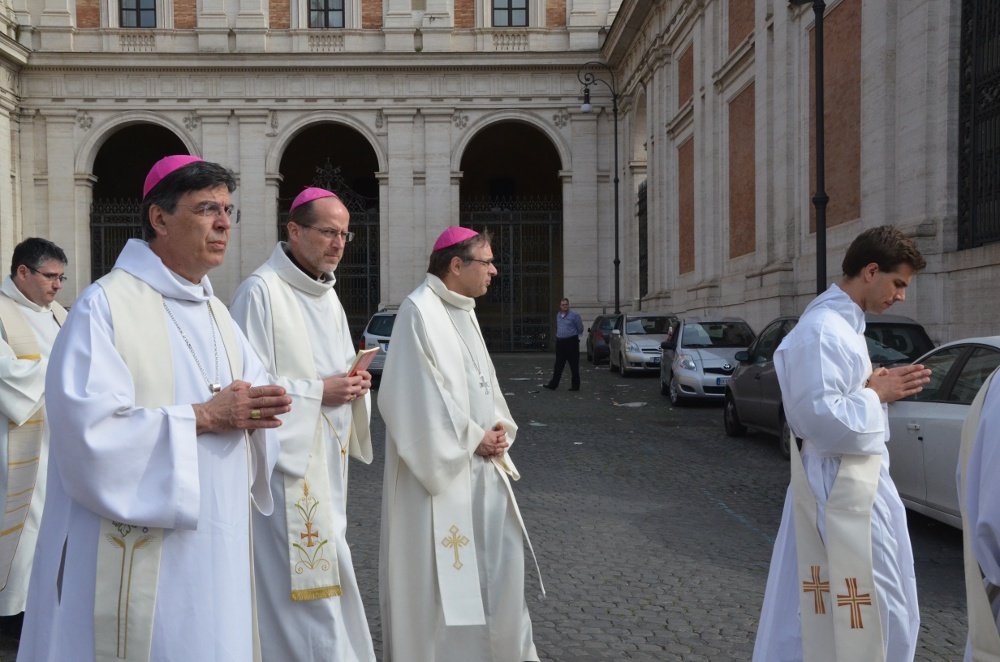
[753, 226, 931, 662]
[0, 239, 68, 634]
[231, 187, 375, 661]
[959, 367, 1000, 661]
[18, 156, 291, 662]
[378, 226, 542, 662]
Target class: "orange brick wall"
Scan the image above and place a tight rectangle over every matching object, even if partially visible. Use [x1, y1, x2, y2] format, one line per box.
[546, 0, 566, 27]
[76, 0, 100, 28]
[728, 0, 754, 52]
[175, 0, 196, 29]
[455, 0, 474, 28]
[678, 137, 695, 274]
[362, 0, 382, 29]
[729, 82, 756, 258]
[678, 46, 693, 108]
[270, 0, 289, 29]
[809, 0, 861, 229]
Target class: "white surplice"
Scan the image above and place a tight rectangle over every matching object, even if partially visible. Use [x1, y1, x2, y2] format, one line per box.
[378, 274, 538, 662]
[230, 243, 375, 662]
[962, 369, 1000, 661]
[17, 239, 279, 662]
[0, 277, 62, 615]
[753, 284, 919, 662]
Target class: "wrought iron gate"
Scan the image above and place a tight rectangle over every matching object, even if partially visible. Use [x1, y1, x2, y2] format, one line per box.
[460, 196, 562, 352]
[959, 0, 1000, 248]
[278, 164, 379, 340]
[91, 198, 143, 280]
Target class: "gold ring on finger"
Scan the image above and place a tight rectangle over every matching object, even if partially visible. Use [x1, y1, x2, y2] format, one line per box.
[250, 408, 262, 420]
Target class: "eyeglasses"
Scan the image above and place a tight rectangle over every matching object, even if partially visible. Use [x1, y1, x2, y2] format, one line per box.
[297, 224, 355, 242]
[464, 258, 495, 268]
[182, 202, 240, 223]
[27, 266, 67, 283]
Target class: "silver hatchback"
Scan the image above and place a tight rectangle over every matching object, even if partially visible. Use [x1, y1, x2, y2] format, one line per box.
[608, 313, 676, 376]
[659, 317, 756, 406]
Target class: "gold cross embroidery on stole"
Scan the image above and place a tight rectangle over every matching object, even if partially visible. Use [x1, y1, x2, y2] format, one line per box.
[802, 565, 830, 614]
[441, 525, 470, 570]
[836, 577, 873, 629]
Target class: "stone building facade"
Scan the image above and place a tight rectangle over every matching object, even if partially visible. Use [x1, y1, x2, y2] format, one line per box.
[0, 0, 996, 346]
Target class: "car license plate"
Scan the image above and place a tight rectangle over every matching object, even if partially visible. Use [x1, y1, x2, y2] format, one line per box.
[716, 377, 730, 386]
[650, 357, 660, 365]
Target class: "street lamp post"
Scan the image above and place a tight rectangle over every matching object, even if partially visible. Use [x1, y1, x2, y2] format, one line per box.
[578, 60, 621, 314]
[792, 0, 829, 295]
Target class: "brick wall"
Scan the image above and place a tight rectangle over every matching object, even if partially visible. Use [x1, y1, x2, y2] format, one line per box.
[269, 0, 289, 29]
[728, 0, 753, 53]
[678, 137, 695, 274]
[546, 0, 566, 27]
[362, 0, 382, 29]
[76, 0, 100, 28]
[678, 46, 693, 108]
[809, 0, 861, 229]
[454, 0, 474, 29]
[728, 82, 755, 258]
[175, 0, 196, 29]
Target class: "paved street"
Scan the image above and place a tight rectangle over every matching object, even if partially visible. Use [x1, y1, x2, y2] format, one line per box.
[1, 354, 968, 660]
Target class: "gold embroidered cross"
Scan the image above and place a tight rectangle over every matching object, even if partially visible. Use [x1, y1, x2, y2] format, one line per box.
[441, 525, 469, 570]
[836, 577, 872, 629]
[300, 521, 320, 547]
[802, 565, 830, 614]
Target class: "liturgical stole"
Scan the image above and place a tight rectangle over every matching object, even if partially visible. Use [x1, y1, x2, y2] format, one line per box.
[248, 269, 372, 602]
[959, 368, 1000, 661]
[790, 430, 885, 661]
[0, 293, 65, 589]
[94, 269, 256, 662]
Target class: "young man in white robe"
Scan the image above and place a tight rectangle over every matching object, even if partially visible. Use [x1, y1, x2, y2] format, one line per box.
[753, 225, 932, 662]
[378, 226, 542, 662]
[0, 239, 68, 640]
[230, 186, 375, 661]
[958, 367, 1000, 661]
[17, 155, 292, 662]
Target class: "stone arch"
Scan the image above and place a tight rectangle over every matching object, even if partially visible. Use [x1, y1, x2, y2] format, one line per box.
[450, 110, 571, 174]
[75, 111, 197, 176]
[264, 112, 386, 175]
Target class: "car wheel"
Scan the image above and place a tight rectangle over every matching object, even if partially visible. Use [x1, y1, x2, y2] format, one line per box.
[723, 393, 747, 437]
[668, 375, 685, 406]
[779, 417, 792, 460]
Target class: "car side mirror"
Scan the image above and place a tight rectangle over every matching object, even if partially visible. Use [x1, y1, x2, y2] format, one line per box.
[734, 350, 750, 363]
[611, 329, 621, 336]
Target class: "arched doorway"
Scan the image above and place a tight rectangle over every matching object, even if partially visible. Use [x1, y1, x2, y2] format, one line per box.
[459, 121, 563, 352]
[278, 124, 379, 339]
[90, 124, 187, 280]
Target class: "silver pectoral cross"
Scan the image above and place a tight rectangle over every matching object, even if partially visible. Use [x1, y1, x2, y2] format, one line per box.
[479, 373, 490, 394]
[210, 383, 221, 394]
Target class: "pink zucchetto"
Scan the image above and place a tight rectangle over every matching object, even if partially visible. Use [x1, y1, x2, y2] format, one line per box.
[289, 187, 339, 213]
[433, 226, 479, 252]
[143, 155, 204, 199]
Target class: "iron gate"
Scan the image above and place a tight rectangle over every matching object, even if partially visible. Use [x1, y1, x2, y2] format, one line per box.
[91, 198, 143, 280]
[460, 196, 562, 352]
[959, 0, 1000, 248]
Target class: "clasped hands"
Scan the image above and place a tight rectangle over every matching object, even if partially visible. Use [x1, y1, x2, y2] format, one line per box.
[476, 423, 509, 458]
[322, 370, 372, 407]
[194, 380, 291, 434]
[866, 364, 933, 403]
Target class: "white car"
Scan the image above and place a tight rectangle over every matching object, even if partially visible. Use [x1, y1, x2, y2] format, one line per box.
[360, 311, 396, 377]
[659, 317, 755, 406]
[887, 336, 1000, 528]
[608, 313, 676, 376]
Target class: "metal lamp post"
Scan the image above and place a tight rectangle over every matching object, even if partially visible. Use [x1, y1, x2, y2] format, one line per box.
[578, 60, 621, 314]
[792, 0, 829, 295]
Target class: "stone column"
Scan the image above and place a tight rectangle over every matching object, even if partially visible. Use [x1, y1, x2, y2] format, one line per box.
[422, 108, 453, 239]
[382, 0, 415, 51]
[375, 171, 390, 307]
[0, 101, 16, 267]
[230, 110, 270, 297]
[72, 173, 95, 297]
[40, 112, 78, 285]
[567, 111, 601, 309]
[235, 0, 267, 49]
[198, 0, 229, 50]
[383, 109, 420, 304]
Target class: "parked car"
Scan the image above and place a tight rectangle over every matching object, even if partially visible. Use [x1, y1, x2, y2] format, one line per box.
[586, 314, 617, 364]
[659, 317, 756, 406]
[724, 313, 935, 458]
[887, 336, 1000, 528]
[360, 311, 396, 377]
[608, 313, 676, 376]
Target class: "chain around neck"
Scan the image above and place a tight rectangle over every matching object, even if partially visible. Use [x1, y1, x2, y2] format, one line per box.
[162, 299, 222, 394]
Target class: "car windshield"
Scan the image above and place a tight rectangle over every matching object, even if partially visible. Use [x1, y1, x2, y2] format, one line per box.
[864, 323, 934, 365]
[681, 321, 755, 348]
[625, 316, 671, 334]
[367, 315, 396, 337]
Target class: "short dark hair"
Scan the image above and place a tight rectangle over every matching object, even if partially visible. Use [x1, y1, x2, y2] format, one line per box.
[842, 225, 926, 277]
[427, 229, 493, 279]
[141, 160, 237, 241]
[10, 237, 67, 277]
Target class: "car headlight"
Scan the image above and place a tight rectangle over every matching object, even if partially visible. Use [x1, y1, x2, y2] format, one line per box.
[678, 353, 697, 370]
[627, 341, 639, 352]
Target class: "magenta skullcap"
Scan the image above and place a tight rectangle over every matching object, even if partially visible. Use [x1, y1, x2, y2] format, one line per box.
[289, 187, 339, 213]
[433, 226, 479, 252]
[143, 155, 204, 199]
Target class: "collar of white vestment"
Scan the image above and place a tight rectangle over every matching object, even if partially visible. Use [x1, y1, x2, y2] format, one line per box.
[1, 276, 50, 314]
[790, 432, 885, 661]
[426, 274, 475, 311]
[274, 242, 336, 295]
[114, 239, 213, 303]
[803, 283, 865, 334]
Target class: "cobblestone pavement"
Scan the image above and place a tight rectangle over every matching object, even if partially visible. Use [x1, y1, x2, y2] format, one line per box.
[0, 354, 967, 660]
